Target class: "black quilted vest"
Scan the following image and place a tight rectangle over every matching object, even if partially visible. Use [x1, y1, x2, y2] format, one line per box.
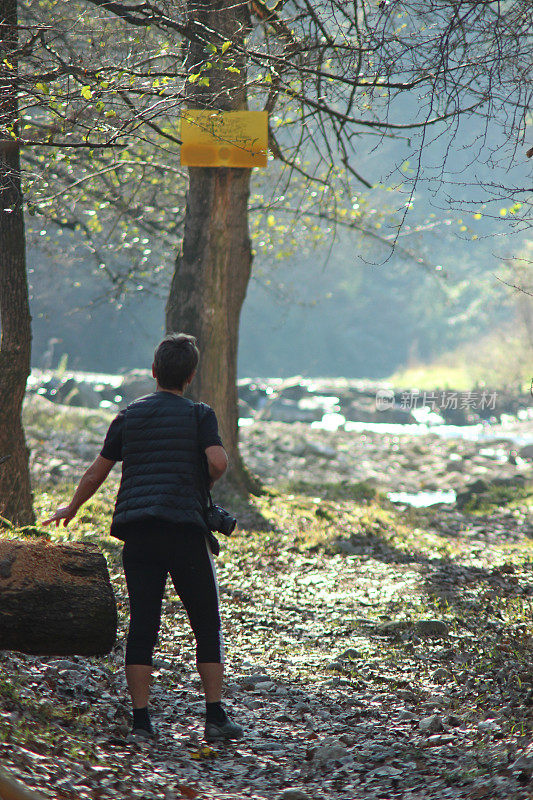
[110, 391, 207, 534]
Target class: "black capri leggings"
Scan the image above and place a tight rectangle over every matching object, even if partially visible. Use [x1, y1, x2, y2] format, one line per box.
[121, 526, 224, 666]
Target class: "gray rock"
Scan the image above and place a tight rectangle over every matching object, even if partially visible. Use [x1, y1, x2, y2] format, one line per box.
[376, 621, 409, 638]
[445, 459, 465, 472]
[237, 379, 269, 410]
[422, 694, 449, 709]
[419, 714, 443, 733]
[333, 538, 359, 555]
[369, 765, 403, 778]
[413, 620, 449, 638]
[305, 441, 337, 459]
[256, 681, 275, 692]
[510, 743, 533, 773]
[446, 714, 462, 727]
[478, 719, 498, 733]
[338, 648, 361, 660]
[49, 659, 79, 670]
[58, 669, 87, 684]
[397, 689, 416, 701]
[349, 401, 417, 424]
[238, 398, 255, 418]
[54, 378, 101, 409]
[456, 479, 489, 508]
[432, 667, 451, 682]
[279, 790, 310, 800]
[399, 710, 418, 720]
[49, 458, 70, 479]
[425, 734, 455, 746]
[241, 673, 272, 687]
[519, 444, 533, 460]
[313, 738, 348, 765]
[260, 399, 322, 423]
[339, 733, 356, 746]
[118, 370, 155, 405]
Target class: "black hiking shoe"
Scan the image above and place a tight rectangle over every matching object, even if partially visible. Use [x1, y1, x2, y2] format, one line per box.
[127, 725, 157, 742]
[204, 715, 244, 741]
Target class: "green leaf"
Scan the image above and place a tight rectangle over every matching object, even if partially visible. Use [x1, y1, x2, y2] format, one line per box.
[198, 76, 210, 86]
[227, 66, 240, 73]
[81, 85, 94, 100]
[221, 41, 232, 54]
[188, 73, 200, 83]
[35, 82, 50, 94]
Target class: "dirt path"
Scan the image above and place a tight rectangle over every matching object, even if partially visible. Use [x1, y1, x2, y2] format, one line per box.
[2, 488, 533, 799]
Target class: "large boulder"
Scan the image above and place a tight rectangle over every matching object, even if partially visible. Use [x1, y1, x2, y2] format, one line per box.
[519, 444, 533, 460]
[237, 380, 269, 411]
[258, 398, 323, 423]
[54, 378, 102, 410]
[344, 401, 416, 424]
[117, 369, 155, 405]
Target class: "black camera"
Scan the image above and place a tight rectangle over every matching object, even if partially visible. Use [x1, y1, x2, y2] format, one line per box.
[206, 504, 237, 536]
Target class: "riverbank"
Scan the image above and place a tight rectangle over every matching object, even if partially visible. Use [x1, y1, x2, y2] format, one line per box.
[23, 394, 533, 507]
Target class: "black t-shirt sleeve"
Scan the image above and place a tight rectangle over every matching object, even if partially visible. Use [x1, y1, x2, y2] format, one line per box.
[197, 403, 223, 450]
[100, 411, 125, 461]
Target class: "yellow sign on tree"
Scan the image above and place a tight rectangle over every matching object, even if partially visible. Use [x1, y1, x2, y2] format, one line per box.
[180, 110, 268, 168]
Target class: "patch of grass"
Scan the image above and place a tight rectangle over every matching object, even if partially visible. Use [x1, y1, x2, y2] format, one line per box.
[275, 479, 381, 503]
[23, 395, 114, 436]
[247, 486, 454, 560]
[460, 484, 533, 514]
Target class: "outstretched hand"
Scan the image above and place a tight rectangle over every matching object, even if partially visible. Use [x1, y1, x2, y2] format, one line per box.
[42, 505, 76, 527]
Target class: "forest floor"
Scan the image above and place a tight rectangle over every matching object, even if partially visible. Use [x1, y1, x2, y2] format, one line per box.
[2, 408, 533, 799]
[2, 481, 533, 800]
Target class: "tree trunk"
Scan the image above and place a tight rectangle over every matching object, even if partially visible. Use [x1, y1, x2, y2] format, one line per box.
[0, 1, 34, 524]
[0, 539, 117, 655]
[166, 167, 259, 491]
[166, 0, 260, 492]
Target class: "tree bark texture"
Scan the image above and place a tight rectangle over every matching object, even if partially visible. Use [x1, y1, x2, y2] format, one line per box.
[0, 1, 35, 524]
[0, 539, 117, 656]
[166, 0, 260, 492]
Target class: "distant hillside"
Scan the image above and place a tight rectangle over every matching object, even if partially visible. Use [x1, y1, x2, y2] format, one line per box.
[389, 323, 532, 391]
